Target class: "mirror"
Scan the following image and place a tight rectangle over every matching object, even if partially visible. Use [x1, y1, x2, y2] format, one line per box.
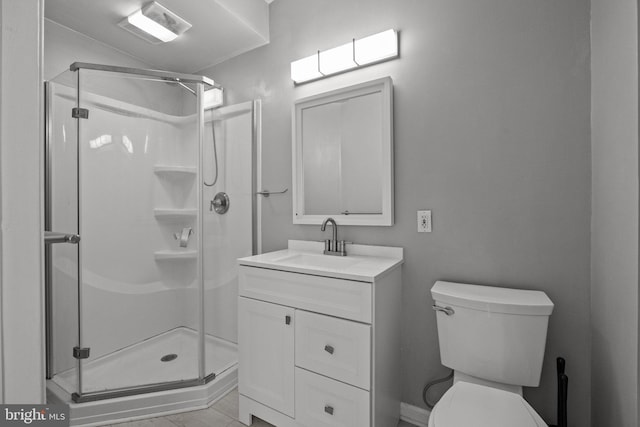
[293, 77, 393, 226]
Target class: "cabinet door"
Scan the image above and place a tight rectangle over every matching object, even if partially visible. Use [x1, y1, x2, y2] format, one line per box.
[238, 297, 295, 417]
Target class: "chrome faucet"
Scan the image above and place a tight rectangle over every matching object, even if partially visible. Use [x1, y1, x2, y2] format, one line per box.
[174, 227, 193, 248]
[321, 217, 347, 256]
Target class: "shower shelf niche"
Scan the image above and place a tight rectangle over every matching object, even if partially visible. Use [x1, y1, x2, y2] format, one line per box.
[154, 250, 197, 261]
[153, 165, 197, 179]
[153, 208, 197, 220]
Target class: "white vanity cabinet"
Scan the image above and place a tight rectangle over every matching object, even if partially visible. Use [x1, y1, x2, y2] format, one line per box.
[237, 240, 403, 427]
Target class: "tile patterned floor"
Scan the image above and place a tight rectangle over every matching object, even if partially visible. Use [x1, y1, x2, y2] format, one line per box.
[108, 388, 417, 427]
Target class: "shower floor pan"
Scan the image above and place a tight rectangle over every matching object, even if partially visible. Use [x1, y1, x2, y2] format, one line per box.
[52, 327, 236, 394]
[47, 327, 237, 426]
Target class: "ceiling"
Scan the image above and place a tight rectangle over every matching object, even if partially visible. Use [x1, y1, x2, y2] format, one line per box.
[45, 0, 271, 74]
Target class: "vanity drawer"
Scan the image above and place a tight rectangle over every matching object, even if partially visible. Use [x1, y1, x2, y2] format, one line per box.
[295, 368, 370, 427]
[239, 266, 372, 323]
[296, 310, 371, 389]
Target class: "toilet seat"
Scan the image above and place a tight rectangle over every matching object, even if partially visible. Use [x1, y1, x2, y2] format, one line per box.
[428, 381, 547, 427]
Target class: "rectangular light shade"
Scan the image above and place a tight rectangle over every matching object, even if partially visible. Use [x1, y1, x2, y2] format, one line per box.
[319, 42, 357, 75]
[291, 55, 324, 84]
[291, 30, 398, 84]
[354, 29, 398, 64]
[127, 10, 178, 42]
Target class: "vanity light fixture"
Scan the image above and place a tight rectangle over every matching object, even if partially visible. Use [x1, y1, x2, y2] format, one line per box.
[290, 29, 399, 84]
[118, 1, 192, 44]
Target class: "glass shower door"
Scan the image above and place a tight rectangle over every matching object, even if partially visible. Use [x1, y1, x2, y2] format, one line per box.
[45, 71, 81, 396]
[203, 101, 257, 380]
[74, 68, 203, 398]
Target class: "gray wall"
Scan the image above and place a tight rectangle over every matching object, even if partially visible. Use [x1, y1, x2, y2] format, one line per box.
[201, 1, 592, 424]
[44, 19, 151, 80]
[591, 1, 639, 426]
[0, 0, 45, 404]
[44, 19, 188, 115]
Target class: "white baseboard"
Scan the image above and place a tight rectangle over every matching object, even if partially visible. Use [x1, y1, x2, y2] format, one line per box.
[400, 402, 430, 427]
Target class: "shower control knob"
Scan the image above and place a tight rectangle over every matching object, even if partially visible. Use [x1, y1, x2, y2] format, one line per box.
[211, 192, 230, 214]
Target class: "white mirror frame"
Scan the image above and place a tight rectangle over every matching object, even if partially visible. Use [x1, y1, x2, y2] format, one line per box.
[292, 77, 394, 226]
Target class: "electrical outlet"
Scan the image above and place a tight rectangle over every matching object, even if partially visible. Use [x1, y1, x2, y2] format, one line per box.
[417, 210, 432, 233]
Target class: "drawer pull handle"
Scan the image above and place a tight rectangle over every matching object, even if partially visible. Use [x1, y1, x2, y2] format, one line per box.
[324, 345, 335, 354]
[285, 315, 291, 325]
[324, 405, 334, 415]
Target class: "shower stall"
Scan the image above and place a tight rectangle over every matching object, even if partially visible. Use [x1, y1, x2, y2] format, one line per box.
[44, 63, 257, 425]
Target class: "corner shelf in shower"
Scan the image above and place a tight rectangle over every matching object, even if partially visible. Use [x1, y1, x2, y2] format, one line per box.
[154, 250, 197, 261]
[153, 165, 197, 179]
[153, 208, 198, 220]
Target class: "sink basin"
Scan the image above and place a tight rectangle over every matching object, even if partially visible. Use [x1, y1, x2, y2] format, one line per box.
[238, 240, 404, 281]
[273, 253, 361, 270]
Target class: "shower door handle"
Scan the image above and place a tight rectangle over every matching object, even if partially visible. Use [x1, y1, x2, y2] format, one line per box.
[44, 231, 80, 244]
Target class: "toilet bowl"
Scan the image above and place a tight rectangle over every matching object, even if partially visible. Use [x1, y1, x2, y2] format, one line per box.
[430, 281, 554, 427]
[427, 381, 547, 427]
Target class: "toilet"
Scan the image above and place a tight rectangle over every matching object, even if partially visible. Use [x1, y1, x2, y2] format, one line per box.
[429, 280, 554, 427]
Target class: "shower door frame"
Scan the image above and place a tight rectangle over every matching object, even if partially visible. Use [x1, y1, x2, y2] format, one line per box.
[44, 62, 228, 404]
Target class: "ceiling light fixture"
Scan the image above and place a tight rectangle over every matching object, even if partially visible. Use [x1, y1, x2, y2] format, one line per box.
[290, 29, 399, 84]
[118, 1, 192, 44]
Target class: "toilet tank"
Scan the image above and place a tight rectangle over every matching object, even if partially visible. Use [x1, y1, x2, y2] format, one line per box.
[431, 281, 553, 387]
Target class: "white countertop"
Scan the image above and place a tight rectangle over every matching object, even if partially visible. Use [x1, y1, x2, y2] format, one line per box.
[238, 240, 403, 282]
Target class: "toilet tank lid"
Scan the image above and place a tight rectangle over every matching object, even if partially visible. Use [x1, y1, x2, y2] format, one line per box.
[431, 281, 553, 316]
